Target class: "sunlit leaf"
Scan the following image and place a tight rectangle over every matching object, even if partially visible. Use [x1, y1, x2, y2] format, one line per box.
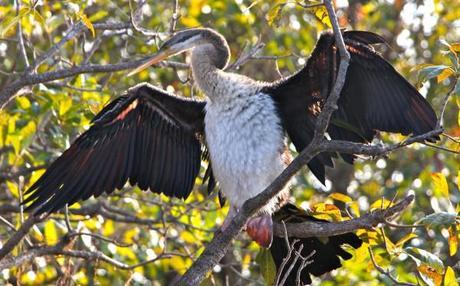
[448, 226, 458, 256]
[417, 264, 443, 286]
[44, 220, 58, 244]
[307, 4, 331, 28]
[16, 96, 31, 110]
[418, 65, 451, 82]
[256, 248, 276, 285]
[329, 192, 352, 203]
[405, 247, 444, 274]
[395, 232, 417, 248]
[266, 1, 285, 26]
[6, 181, 19, 198]
[0, 7, 30, 37]
[77, 11, 95, 37]
[444, 266, 459, 286]
[432, 172, 449, 198]
[59, 96, 73, 116]
[450, 43, 460, 53]
[437, 67, 454, 83]
[311, 203, 342, 220]
[370, 198, 393, 210]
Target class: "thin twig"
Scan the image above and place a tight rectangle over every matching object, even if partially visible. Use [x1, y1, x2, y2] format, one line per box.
[368, 247, 417, 286]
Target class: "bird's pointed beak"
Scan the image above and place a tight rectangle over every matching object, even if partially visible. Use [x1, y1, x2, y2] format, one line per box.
[128, 48, 176, 76]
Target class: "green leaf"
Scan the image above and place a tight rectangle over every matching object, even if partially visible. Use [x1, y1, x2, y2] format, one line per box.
[418, 65, 451, 83]
[417, 212, 457, 228]
[256, 248, 277, 285]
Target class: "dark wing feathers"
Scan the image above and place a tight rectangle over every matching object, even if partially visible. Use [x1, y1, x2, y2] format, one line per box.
[270, 203, 363, 285]
[265, 30, 437, 182]
[24, 83, 206, 215]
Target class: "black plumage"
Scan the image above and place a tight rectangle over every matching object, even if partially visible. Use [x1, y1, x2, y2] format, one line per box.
[265, 31, 437, 183]
[23, 84, 205, 214]
[270, 204, 363, 285]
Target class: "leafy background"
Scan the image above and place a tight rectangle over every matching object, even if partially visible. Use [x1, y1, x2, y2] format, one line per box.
[0, 0, 459, 285]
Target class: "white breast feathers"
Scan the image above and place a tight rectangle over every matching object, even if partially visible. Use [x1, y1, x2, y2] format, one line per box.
[205, 88, 287, 213]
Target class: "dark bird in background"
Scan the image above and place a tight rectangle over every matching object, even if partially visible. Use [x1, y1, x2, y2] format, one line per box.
[22, 28, 437, 284]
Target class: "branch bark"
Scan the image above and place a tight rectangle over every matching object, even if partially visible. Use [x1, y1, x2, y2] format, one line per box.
[273, 195, 414, 238]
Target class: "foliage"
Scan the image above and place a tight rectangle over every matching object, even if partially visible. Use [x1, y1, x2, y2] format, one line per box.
[0, 0, 459, 285]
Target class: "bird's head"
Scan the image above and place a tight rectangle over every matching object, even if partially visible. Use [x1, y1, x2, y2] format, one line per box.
[129, 28, 229, 76]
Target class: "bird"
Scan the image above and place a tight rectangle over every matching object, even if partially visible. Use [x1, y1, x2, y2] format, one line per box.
[22, 28, 437, 283]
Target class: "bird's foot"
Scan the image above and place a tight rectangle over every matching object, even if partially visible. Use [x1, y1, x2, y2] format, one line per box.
[246, 214, 273, 248]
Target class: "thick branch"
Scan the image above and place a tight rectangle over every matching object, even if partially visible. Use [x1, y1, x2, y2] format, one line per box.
[273, 195, 414, 238]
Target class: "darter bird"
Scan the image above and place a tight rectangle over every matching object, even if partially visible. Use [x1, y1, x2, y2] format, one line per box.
[23, 28, 437, 284]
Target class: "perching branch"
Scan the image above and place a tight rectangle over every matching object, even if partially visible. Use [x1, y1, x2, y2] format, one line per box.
[273, 195, 414, 238]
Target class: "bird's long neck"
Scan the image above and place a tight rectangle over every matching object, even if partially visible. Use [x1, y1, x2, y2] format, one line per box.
[190, 34, 230, 99]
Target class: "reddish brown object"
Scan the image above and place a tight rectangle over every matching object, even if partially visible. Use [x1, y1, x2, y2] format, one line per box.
[246, 214, 273, 248]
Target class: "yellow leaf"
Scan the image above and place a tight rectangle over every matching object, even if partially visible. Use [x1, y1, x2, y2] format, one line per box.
[311, 203, 342, 220]
[418, 264, 443, 286]
[16, 96, 31, 109]
[448, 226, 458, 256]
[370, 198, 393, 210]
[329, 192, 352, 203]
[451, 43, 460, 53]
[123, 228, 139, 244]
[44, 220, 58, 244]
[396, 232, 417, 248]
[432, 173, 449, 198]
[0, 7, 30, 37]
[59, 96, 72, 116]
[6, 181, 19, 198]
[457, 171, 460, 191]
[308, 5, 331, 28]
[102, 220, 115, 237]
[180, 16, 200, 27]
[77, 11, 95, 37]
[444, 266, 459, 286]
[437, 68, 454, 83]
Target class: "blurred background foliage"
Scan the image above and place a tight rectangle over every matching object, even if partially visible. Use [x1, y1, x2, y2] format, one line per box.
[0, 0, 459, 285]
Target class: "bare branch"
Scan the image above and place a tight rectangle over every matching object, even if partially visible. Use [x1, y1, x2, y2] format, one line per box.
[0, 58, 187, 108]
[368, 247, 417, 286]
[0, 214, 45, 260]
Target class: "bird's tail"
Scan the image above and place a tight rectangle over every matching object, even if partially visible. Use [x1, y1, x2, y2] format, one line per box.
[270, 203, 362, 285]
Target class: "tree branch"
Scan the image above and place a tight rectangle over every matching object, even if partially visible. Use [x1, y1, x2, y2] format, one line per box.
[273, 195, 414, 238]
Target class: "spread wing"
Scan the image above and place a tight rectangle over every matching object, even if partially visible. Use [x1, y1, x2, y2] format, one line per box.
[265, 31, 437, 183]
[24, 83, 206, 214]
